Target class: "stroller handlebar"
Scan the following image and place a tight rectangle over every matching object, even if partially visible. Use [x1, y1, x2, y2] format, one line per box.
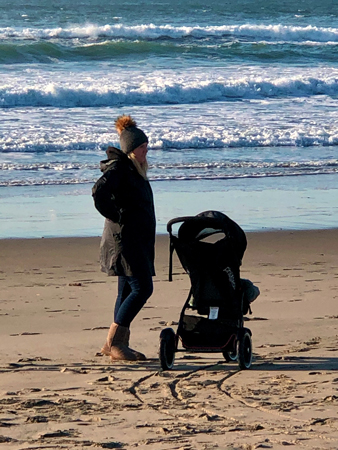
[167, 216, 194, 234]
[167, 216, 193, 282]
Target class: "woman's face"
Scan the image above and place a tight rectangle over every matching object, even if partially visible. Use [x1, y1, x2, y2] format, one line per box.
[132, 142, 148, 164]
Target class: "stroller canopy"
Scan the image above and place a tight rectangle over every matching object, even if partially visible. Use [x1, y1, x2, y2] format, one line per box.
[168, 210, 247, 281]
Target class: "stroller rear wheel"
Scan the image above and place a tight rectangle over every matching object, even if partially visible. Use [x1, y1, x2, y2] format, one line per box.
[159, 328, 176, 370]
[237, 330, 252, 370]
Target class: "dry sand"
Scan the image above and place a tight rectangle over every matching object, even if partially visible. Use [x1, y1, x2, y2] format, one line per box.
[0, 230, 337, 450]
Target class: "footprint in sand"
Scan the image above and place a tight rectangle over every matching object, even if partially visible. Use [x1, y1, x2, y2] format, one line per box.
[10, 332, 41, 336]
[26, 416, 49, 423]
[38, 429, 79, 439]
[0, 436, 16, 443]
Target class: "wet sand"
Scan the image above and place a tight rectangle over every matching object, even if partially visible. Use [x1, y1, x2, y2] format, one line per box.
[0, 230, 337, 449]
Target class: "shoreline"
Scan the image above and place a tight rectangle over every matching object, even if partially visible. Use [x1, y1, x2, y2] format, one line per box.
[1, 225, 338, 238]
[1, 174, 338, 238]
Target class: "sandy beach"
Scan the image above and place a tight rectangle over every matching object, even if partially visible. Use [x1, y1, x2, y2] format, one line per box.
[0, 230, 337, 449]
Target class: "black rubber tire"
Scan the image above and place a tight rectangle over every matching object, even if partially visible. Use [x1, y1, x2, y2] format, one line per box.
[237, 331, 252, 370]
[223, 349, 238, 362]
[159, 328, 176, 370]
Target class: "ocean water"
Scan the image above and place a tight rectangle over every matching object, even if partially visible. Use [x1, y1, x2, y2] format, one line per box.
[0, 0, 338, 238]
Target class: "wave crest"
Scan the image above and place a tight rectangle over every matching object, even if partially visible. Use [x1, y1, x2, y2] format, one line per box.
[1, 23, 338, 43]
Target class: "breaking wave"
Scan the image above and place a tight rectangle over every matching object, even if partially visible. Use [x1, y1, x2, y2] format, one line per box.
[1, 23, 338, 42]
[1, 74, 338, 108]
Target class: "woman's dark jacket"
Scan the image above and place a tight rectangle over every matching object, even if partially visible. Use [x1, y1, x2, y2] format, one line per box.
[92, 147, 156, 277]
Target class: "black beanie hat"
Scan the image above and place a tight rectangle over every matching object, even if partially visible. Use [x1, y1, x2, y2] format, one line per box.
[115, 115, 148, 154]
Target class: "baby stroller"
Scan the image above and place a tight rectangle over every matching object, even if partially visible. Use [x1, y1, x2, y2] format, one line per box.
[159, 210, 253, 371]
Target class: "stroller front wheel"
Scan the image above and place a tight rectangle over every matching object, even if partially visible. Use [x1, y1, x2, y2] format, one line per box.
[237, 330, 252, 370]
[159, 328, 176, 370]
[223, 351, 237, 362]
[223, 349, 238, 362]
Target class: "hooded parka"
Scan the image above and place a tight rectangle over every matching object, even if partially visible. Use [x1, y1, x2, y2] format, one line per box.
[92, 147, 156, 278]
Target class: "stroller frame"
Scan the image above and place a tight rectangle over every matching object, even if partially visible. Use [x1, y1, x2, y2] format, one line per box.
[159, 211, 253, 371]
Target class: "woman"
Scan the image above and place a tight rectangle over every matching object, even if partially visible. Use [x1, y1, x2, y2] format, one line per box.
[92, 115, 156, 362]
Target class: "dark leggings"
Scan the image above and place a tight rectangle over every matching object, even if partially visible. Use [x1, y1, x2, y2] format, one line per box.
[114, 275, 153, 327]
